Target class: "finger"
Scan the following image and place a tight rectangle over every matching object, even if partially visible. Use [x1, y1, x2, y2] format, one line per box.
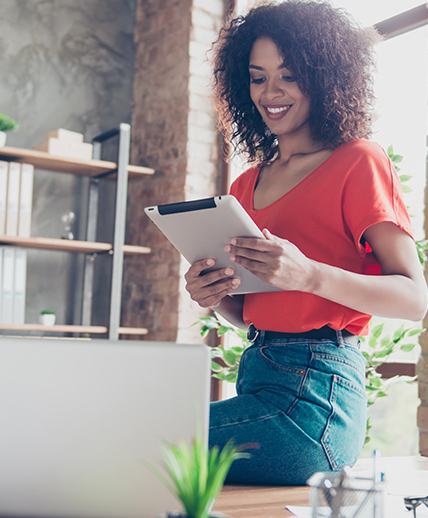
[185, 265, 240, 297]
[229, 236, 268, 251]
[189, 266, 236, 289]
[188, 277, 241, 308]
[262, 228, 275, 240]
[185, 258, 215, 281]
[229, 254, 267, 274]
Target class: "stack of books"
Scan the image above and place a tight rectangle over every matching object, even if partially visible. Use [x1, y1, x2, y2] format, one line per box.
[0, 160, 34, 325]
[32, 128, 93, 160]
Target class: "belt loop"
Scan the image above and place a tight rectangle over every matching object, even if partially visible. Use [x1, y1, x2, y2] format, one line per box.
[336, 329, 345, 347]
[247, 323, 265, 344]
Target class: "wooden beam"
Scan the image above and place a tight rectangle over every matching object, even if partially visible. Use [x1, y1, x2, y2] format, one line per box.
[376, 361, 416, 379]
[374, 4, 428, 39]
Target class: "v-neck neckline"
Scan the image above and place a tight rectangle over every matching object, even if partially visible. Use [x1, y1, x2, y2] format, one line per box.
[250, 143, 346, 212]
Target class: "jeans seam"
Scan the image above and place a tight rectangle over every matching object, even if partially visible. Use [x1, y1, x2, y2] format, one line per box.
[209, 409, 283, 430]
[287, 367, 309, 416]
[312, 352, 362, 374]
[321, 374, 339, 469]
[258, 346, 307, 375]
[237, 346, 253, 394]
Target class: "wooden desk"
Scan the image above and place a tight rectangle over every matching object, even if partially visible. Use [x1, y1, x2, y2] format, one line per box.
[214, 456, 428, 517]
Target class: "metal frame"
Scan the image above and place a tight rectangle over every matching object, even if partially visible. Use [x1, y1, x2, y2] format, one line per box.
[82, 123, 131, 340]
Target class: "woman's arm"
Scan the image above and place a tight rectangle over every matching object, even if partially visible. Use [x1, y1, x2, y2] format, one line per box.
[226, 222, 428, 322]
[184, 258, 246, 328]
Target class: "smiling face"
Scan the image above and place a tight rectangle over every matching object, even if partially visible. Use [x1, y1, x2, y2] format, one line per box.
[249, 37, 311, 142]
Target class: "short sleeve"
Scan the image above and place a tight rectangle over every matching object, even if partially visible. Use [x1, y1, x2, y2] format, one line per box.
[341, 142, 413, 256]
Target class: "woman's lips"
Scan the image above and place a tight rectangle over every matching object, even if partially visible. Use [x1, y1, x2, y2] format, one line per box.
[263, 104, 291, 120]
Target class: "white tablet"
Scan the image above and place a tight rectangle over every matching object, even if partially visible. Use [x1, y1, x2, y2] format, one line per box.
[144, 194, 281, 294]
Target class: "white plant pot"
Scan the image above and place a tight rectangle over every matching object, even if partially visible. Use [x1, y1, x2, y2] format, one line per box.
[40, 314, 56, 326]
[0, 131, 6, 147]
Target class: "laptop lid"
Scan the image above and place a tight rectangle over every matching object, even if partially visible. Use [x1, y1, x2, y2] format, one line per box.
[0, 337, 211, 518]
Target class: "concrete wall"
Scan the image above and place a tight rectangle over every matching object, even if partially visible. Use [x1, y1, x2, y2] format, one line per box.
[0, 0, 137, 330]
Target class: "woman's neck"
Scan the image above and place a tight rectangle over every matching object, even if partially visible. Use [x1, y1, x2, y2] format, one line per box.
[276, 131, 328, 164]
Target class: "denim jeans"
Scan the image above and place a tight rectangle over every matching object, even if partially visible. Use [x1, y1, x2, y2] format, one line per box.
[209, 331, 367, 485]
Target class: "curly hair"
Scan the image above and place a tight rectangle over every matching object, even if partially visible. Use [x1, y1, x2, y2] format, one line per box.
[212, 0, 380, 164]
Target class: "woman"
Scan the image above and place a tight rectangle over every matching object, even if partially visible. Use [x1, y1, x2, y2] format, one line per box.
[185, 1, 427, 485]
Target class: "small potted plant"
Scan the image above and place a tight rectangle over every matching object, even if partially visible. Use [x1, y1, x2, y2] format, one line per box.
[0, 113, 19, 147]
[147, 430, 249, 518]
[40, 309, 56, 327]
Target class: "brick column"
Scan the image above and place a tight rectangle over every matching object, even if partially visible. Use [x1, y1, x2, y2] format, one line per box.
[123, 0, 225, 342]
[177, 0, 225, 343]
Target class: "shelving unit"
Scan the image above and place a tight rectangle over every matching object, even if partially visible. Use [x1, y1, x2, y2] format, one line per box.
[0, 123, 154, 339]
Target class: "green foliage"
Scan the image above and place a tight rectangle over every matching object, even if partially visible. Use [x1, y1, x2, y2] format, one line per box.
[0, 113, 19, 133]
[194, 315, 250, 384]
[360, 322, 423, 444]
[145, 430, 249, 518]
[387, 145, 428, 265]
[40, 309, 55, 315]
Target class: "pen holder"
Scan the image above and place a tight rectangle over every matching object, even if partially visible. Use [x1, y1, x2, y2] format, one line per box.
[308, 468, 385, 518]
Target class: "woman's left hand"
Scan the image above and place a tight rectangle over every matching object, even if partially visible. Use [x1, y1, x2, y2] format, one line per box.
[224, 228, 316, 292]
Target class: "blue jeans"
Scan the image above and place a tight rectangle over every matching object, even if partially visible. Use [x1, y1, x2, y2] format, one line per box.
[209, 331, 367, 485]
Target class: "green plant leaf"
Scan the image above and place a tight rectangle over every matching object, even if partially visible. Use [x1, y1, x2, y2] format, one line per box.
[380, 335, 391, 347]
[408, 328, 424, 337]
[393, 325, 406, 343]
[400, 342, 417, 353]
[218, 325, 233, 336]
[391, 154, 403, 163]
[222, 371, 238, 383]
[222, 349, 237, 367]
[0, 113, 19, 133]
[211, 361, 223, 373]
[371, 324, 384, 339]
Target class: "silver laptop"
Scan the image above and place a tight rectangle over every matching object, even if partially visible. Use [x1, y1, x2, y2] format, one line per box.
[0, 337, 211, 518]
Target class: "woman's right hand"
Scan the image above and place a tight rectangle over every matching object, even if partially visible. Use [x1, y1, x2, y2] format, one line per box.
[184, 258, 241, 308]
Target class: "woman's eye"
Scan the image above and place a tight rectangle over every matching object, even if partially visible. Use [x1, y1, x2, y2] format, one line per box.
[250, 77, 265, 85]
[282, 75, 296, 82]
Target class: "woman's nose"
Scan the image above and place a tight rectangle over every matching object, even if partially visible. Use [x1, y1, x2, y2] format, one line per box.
[264, 79, 283, 99]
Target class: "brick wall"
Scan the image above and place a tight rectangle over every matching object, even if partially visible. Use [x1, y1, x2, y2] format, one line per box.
[123, 0, 225, 342]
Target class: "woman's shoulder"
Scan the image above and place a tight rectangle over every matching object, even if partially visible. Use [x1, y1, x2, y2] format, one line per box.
[230, 165, 260, 194]
[337, 138, 388, 161]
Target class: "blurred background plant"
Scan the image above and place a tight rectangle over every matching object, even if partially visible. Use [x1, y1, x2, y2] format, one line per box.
[0, 113, 19, 133]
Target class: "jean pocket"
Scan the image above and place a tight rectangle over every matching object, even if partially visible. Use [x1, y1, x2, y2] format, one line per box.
[321, 374, 367, 470]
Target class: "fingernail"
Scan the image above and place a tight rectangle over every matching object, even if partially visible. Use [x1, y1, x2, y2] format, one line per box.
[230, 255, 236, 262]
[206, 259, 214, 266]
[232, 278, 241, 286]
[225, 268, 234, 276]
[224, 245, 231, 253]
[231, 238, 237, 245]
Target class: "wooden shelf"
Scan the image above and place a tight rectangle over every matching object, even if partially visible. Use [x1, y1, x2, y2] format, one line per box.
[0, 324, 108, 334]
[0, 324, 148, 336]
[118, 327, 149, 336]
[0, 146, 155, 178]
[0, 235, 151, 255]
